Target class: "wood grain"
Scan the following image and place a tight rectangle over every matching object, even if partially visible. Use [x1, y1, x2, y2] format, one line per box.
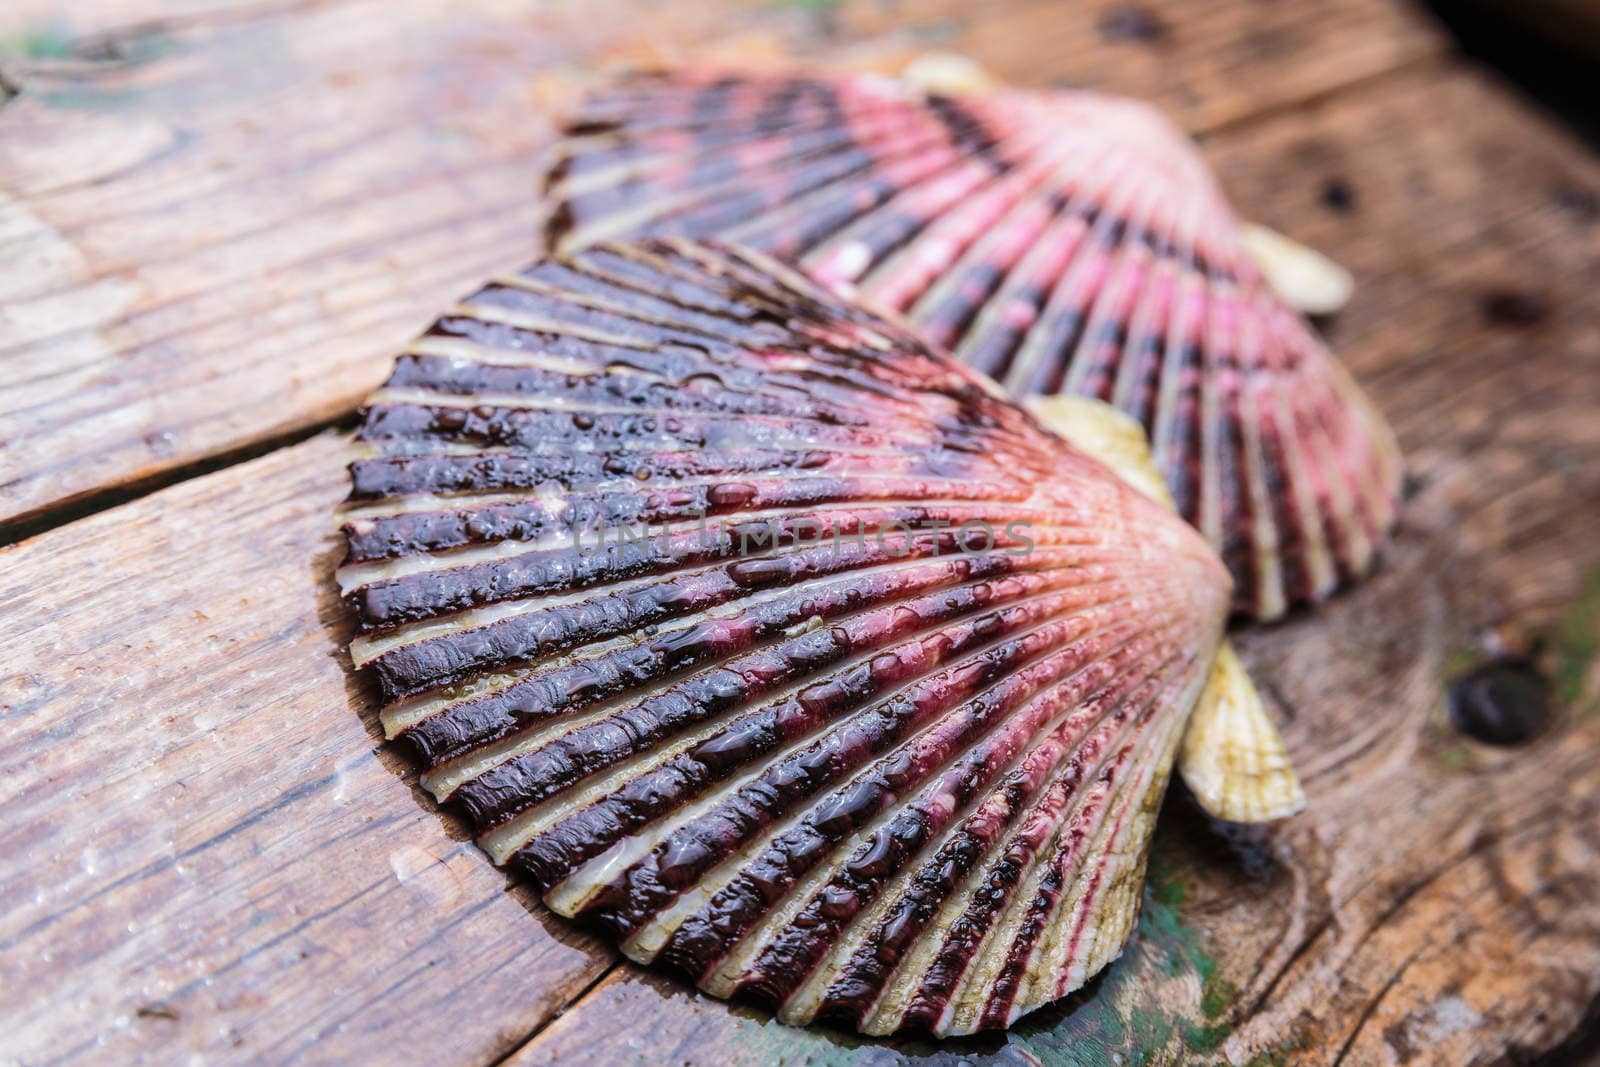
[1205, 65, 1600, 295]
[838, 0, 1443, 131]
[0, 0, 729, 535]
[0, 433, 613, 1065]
[0, 0, 1442, 535]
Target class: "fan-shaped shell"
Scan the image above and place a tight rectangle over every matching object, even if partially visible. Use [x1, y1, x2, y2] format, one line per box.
[1029, 395, 1305, 823]
[543, 70, 1404, 619]
[338, 239, 1232, 1035]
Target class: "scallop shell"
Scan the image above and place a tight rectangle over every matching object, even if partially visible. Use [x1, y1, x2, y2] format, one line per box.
[543, 70, 1404, 619]
[338, 239, 1234, 1035]
[1027, 395, 1305, 823]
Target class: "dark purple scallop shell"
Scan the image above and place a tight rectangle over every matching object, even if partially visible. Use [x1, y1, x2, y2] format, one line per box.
[338, 239, 1231, 1035]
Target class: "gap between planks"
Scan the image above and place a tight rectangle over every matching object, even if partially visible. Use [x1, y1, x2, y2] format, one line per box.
[0, 410, 357, 547]
[488, 961, 628, 1067]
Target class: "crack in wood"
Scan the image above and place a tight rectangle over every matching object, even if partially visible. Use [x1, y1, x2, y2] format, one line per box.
[1330, 944, 1429, 1066]
[0, 412, 358, 547]
[489, 960, 627, 1067]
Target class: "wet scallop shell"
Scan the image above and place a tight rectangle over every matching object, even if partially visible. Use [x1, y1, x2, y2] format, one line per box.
[1028, 395, 1305, 823]
[338, 239, 1233, 1035]
[543, 70, 1403, 619]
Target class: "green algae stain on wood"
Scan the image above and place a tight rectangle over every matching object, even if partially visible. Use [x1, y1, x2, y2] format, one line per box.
[711, 842, 1240, 1066]
[1553, 565, 1600, 716]
[999, 856, 1236, 1065]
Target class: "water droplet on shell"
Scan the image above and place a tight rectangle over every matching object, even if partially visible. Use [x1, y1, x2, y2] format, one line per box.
[337, 239, 1234, 1036]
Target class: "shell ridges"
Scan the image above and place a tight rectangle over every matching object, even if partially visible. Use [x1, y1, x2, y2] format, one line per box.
[544, 70, 1405, 619]
[339, 238, 1233, 1035]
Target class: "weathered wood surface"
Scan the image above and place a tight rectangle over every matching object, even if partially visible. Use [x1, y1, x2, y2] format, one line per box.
[0, 0, 1442, 536]
[0, 433, 615, 1064]
[2, 1, 1600, 1066]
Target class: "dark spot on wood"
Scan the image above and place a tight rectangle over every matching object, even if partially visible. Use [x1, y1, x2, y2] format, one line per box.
[1479, 289, 1548, 327]
[1320, 178, 1357, 213]
[1402, 469, 1428, 501]
[67, 24, 177, 67]
[1098, 5, 1168, 44]
[1207, 819, 1283, 880]
[1550, 185, 1599, 223]
[1448, 658, 1551, 746]
[1384, 1017, 1418, 1062]
[0, 66, 19, 106]
[136, 1002, 180, 1021]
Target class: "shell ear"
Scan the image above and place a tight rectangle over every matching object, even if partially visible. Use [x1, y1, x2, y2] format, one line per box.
[898, 51, 998, 96]
[1026, 394, 1305, 823]
[1240, 221, 1355, 316]
[1180, 643, 1306, 822]
[1024, 395, 1176, 510]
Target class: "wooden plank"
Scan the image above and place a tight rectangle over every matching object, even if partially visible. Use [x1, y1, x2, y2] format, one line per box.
[505, 65, 1600, 1066]
[1204, 63, 1600, 291]
[839, 0, 1443, 130]
[0, 0, 1443, 535]
[0, 433, 613, 1065]
[0, 0, 740, 536]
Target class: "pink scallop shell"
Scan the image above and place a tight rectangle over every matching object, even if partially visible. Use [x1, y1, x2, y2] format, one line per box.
[545, 72, 1403, 619]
